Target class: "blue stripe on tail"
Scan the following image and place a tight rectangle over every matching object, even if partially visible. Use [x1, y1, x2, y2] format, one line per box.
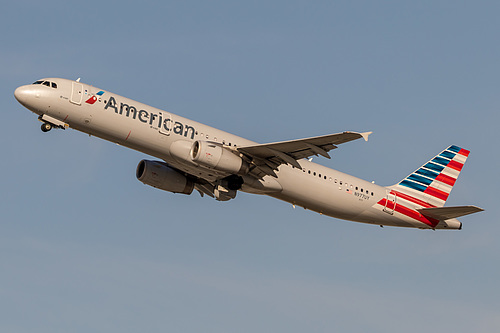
[400, 180, 427, 192]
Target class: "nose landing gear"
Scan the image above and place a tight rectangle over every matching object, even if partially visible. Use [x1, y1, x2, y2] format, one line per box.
[38, 114, 69, 132]
[41, 122, 53, 132]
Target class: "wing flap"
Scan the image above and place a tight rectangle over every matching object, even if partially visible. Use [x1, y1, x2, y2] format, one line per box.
[418, 205, 484, 220]
[238, 131, 371, 170]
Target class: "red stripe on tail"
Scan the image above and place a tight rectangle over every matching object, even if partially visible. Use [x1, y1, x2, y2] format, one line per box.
[391, 190, 435, 208]
[377, 199, 439, 228]
[435, 173, 456, 186]
[424, 186, 449, 201]
[447, 160, 464, 171]
[458, 148, 470, 157]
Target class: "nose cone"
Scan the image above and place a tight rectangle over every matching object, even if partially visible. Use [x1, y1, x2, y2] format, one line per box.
[14, 85, 33, 106]
[14, 85, 41, 111]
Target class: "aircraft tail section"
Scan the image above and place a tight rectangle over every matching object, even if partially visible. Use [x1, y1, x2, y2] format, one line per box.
[391, 145, 470, 208]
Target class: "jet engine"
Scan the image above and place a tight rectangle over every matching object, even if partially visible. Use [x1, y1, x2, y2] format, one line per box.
[136, 160, 194, 195]
[190, 140, 249, 175]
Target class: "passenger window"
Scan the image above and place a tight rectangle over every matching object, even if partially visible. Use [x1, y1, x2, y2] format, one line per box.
[371, 192, 374, 196]
[319, 174, 321, 178]
[313, 172, 316, 176]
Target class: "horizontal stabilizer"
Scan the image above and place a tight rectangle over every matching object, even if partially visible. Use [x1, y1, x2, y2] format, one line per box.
[418, 205, 484, 220]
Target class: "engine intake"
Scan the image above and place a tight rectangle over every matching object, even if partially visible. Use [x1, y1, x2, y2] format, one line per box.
[136, 160, 194, 195]
[190, 140, 249, 175]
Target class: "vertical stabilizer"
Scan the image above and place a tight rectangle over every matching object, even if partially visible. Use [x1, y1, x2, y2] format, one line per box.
[391, 145, 470, 207]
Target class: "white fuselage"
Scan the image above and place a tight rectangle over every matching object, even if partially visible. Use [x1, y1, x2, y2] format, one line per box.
[14, 78, 461, 229]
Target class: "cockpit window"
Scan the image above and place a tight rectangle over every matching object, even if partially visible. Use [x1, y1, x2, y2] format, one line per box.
[32, 80, 57, 89]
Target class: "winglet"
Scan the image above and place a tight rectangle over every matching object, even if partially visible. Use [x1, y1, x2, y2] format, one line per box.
[360, 131, 372, 142]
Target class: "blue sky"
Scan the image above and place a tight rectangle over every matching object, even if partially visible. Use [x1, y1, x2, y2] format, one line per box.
[1, 1, 498, 332]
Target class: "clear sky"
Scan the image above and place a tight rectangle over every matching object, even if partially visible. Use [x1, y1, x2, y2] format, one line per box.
[1, 1, 498, 332]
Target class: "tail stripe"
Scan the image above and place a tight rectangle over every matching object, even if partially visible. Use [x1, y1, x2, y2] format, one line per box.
[458, 148, 470, 157]
[377, 197, 439, 227]
[453, 153, 467, 164]
[415, 168, 439, 179]
[450, 145, 470, 157]
[424, 186, 449, 201]
[448, 160, 464, 171]
[441, 166, 460, 179]
[391, 190, 435, 208]
[408, 174, 434, 186]
[439, 151, 456, 159]
[424, 162, 445, 173]
[391, 145, 470, 208]
[400, 180, 427, 192]
[435, 173, 456, 186]
[434, 182, 453, 193]
[432, 156, 450, 166]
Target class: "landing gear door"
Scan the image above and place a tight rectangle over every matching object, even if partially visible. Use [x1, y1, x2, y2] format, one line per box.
[159, 113, 172, 136]
[383, 190, 397, 215]
[70, 82, 83, 105]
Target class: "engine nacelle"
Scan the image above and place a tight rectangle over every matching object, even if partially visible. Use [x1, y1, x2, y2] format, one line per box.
[136, 160, 194, 195]
[190, 140, 249, 175]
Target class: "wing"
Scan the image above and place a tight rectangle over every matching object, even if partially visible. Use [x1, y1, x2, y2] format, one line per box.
[237, 131, 372, 176]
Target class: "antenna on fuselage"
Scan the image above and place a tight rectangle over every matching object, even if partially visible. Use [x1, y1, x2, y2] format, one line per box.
[76, 78, 81, 82]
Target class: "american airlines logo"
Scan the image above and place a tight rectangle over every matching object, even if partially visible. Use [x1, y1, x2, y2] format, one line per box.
[104, 96, 196, 139]
[85, 91, 104, 104]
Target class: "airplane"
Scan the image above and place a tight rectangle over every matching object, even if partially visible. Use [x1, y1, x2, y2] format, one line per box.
[14, 78, 483, 230]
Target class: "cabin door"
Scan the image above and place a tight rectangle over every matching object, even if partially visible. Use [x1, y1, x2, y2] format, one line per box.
[383, 190, 397, 215]
[70, 82, 83, 105]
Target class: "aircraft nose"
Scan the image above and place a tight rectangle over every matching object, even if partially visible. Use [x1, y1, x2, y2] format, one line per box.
[14, 85, 36, 106]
